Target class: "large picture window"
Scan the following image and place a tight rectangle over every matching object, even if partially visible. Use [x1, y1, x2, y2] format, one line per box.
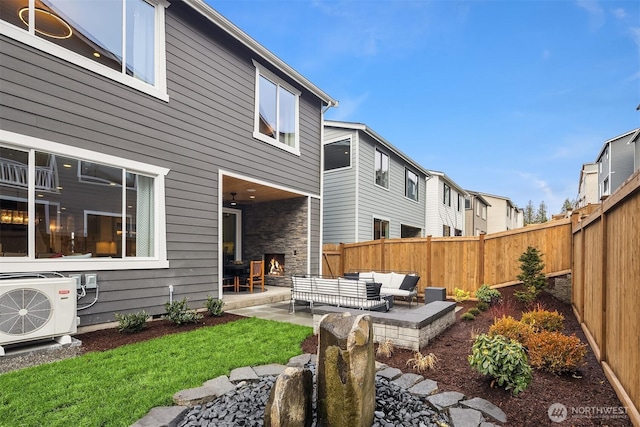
[405, 169, 418, 201]
[253, 61, 300, 155]
[0, 0, 168, 98]
[324, 139, 351, 171]
[0, 131, 168, 271]
[375, 149, 389, 189]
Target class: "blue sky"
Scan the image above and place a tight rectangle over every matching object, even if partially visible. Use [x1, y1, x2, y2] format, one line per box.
[210, 0, 640, 213]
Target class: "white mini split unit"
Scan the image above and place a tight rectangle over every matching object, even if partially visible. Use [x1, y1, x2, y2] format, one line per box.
[0, 277, 78, 356]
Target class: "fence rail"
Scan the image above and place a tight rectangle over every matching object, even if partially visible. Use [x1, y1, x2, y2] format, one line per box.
[572, 170, 640, 426]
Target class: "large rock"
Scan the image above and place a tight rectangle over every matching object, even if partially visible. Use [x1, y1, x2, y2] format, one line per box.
[317, 313, 375, 427]
[264, 367, 313, 427]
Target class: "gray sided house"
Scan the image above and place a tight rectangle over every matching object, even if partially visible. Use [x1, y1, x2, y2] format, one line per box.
[323, 121, 429, 244]
[596, 128, 640, 200]
[464, 191, 490, 236]
[0, 0, 337, 327]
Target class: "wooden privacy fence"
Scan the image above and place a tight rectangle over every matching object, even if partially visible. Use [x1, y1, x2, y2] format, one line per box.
[323, 218, 572, 297]
[572, 170, 640, 426]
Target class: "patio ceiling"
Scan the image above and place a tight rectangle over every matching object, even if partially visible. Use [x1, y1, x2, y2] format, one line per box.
[223, 175, 303, 204]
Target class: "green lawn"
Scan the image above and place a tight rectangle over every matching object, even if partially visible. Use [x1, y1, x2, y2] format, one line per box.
[0, 317, 313, 427]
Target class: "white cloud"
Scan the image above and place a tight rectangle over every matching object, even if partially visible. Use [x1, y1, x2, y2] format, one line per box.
[612, 8, 627, 20]
[576, 0, 605, 30]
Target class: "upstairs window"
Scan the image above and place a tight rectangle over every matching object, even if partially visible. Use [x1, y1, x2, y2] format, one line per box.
[375, 149, 389, 188]
[373, 218, 389, 240]
[457, 194, 463, 211]
[324, 139, 351, 171]
[0, 0, 168, 99]
[481, 205, 487, 220]
[253, 61, 301, 155]
[405, 169, 418, 201]
[465, 197, 471, 210]
[443, 183, 451, 206]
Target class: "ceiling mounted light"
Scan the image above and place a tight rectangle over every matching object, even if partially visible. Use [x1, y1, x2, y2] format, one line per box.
[230, 192, 237, 206]
[18, 7, 73, 40]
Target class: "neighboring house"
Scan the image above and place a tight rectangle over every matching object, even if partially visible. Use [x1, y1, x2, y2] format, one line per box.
[424, 171, 467, 237]
[577, 163, 599, 208]
[478, 193, 523, 233]
[595, 128, 639, 200]
[464, 191, 491, 236]
[323, 121, 430, 243]
[0, 1, 337, 326]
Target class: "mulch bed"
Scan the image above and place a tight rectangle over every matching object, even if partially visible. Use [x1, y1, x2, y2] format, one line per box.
[76, 284, 632, 426]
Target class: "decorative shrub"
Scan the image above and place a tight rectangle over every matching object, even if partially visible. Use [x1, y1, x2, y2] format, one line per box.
[476, 301, 489, 312]
[453, 287, 471, 303]
[521, 306, 564, 332]
[406, 352, 438, 373]
[475, 284, 502, 304]
[468, 307, 481, 316]
[488, 315, 534, 346]
[468, 334, 532, 395]
[205, 296, 225, 317]
[515, 246, 547, 303]
[376, 339, 394, 358]
[114, 311, 149, 333]
[461, 312, 476, 321]
[163, 297, 203, 326]
[527, 331, 587, 374]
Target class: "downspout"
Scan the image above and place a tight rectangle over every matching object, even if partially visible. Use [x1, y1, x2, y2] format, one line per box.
[319, 100, 338, 275]
[424, 174, 433, 237]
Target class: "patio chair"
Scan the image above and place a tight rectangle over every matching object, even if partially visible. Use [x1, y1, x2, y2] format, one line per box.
[239, 260, 264, 293]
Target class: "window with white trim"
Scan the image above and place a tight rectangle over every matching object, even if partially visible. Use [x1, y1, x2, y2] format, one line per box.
[373, 218, 389, 240]
[253, 61, 301, 155]
[324, 138, 351, 171]
[405, 169, 418, 201]
[443, 183, 451, 206]
[0, 0, 168, 99]
[0, 133, 168, 270]
[375, 149, 389, 188]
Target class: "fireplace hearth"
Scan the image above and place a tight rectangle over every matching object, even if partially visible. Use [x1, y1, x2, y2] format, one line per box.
[265, 253, 285, 276]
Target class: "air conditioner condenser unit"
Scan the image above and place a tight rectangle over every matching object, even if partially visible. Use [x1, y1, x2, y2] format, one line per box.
[0, 277, 77, 355]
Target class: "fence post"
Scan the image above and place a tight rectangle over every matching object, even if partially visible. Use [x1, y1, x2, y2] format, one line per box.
[339, 242, 345, 277]
[380, 237, 386, 271]
[478, 233, 485, 288]
[600, 210, 608, 363]
[426, 235, 432, 287]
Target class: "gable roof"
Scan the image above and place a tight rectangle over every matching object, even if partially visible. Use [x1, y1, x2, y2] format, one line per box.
[427, 170, 468, 196]
[596, 128, 640, 161]
[465, 190, 492, 207]
[476, 192, 519, 209]
[184, 0, 338, 108]
[324, 120, 431, 178]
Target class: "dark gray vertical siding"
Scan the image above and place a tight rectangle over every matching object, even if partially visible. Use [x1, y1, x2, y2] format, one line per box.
[610, 138, 635, 191]
[0, 2, 324, 325]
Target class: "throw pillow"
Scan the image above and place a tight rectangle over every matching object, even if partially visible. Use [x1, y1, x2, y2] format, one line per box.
[400, 274, 420, 291]
[343, 272, 359, 280]
[366, 282, 382, 300]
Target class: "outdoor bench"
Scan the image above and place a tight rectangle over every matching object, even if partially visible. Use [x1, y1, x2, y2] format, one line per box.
[346, 271, 420, 305]
[290, 276, 390, 313]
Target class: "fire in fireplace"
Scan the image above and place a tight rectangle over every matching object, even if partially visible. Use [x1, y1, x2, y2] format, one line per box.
[265, 253, 285, 276]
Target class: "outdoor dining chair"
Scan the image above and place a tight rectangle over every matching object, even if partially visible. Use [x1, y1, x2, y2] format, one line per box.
[239, 260, 264, 293]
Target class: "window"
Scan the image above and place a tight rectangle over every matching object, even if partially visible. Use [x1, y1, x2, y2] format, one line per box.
[475, 200, 480, 216]
[454, 228, 462, 236]
[373, 218, 389, 240]
[0, 131, 168, 271]
[443, 183, 451, 206]
[401, 224, 421, 238]
[0, 0, 168, 99]
[465, 197, 471, 210]
[405, 169, 418, 201]
[481, 205, 487, 220]
[457, 194, 463, 212]
[253, 61, 301, 155]
[443, 225, 451, 236]
[603, 178, 609, 195]
[324, 139, 351, 171]
[375, 149, 389, 188]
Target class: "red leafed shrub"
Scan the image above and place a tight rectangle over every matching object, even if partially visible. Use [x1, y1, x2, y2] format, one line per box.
[527, 330, 587, 374]
[520, 306, 564, 332]
[488, 315, 534, 346]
